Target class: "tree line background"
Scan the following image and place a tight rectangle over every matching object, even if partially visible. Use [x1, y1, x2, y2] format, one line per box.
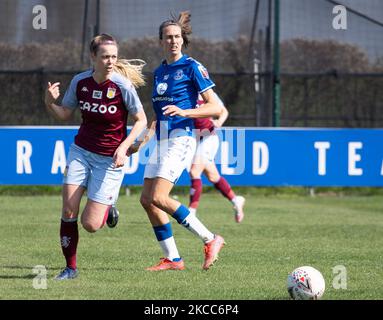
[1, 36, 382, 127]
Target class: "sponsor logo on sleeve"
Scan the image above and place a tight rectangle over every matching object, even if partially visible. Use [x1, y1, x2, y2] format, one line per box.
[198, 65, 209, 79]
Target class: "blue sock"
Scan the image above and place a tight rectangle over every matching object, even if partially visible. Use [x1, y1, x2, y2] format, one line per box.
[153, 223, 173, 241]
[153, 223, 181, 261]
[172, 205, 190, 225]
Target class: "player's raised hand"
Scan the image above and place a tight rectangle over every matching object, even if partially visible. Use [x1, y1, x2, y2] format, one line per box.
[45, 82, 61, 105]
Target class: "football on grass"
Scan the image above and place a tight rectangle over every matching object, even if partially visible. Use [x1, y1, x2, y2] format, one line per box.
[287, 266, 325, 300]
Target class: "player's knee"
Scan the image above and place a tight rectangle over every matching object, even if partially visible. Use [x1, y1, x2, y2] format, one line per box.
[152, 193, 169, 209]
[207, 172, 220, 183]
[190, 169, 199, 179]
[82, 222, 99, 233]
[81, 220, 99, 233]
[140, 194, 153, 209]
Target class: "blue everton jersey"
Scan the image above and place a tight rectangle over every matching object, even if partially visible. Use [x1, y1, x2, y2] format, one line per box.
[152, 54, 215, 139]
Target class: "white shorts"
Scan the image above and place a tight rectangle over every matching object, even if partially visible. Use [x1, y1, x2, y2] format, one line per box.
[192, 131, 219, 165]
[63, 143, 125, 205]
[144, 136, 196, 183]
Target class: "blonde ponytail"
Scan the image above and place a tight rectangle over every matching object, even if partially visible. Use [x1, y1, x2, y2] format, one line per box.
[90, 33, 146, 88]
[114, 59, 146, 88]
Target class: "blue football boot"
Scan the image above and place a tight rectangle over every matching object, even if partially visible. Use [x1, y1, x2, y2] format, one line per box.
[54, 267, 79, 280]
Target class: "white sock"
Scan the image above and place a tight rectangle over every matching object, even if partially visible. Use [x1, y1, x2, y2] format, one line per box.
[159, 237, 181, 261]
[181, 214, 215, 243]
[188, 207, 197, 216]
[231, 196, 239, 205]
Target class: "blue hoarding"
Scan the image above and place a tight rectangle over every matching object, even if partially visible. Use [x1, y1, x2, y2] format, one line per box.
[0, 126, 382, 186]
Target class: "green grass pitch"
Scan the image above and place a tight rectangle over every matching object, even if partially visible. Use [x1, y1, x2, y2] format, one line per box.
[0, 192, 382, 300]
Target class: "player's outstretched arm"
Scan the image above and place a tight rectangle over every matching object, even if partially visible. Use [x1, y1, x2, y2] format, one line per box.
[126, 115, 156, 156]
[212, 104, 229, 128]
[113, 109, 148, 167]
[44, 82, 74, 121]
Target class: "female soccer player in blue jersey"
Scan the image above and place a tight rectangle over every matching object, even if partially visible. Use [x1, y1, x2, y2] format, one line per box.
[129, 12, 225, 271]
[44, 34, 147, 280]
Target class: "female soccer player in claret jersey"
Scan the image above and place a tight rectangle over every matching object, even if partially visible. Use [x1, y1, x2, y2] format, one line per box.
[128, 12, 225, 271]
[44, 33, 147, 280]
[188, 93, 246, 223]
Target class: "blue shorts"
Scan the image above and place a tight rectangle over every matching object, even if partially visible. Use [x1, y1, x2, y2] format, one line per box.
[63, 143, 125, 205]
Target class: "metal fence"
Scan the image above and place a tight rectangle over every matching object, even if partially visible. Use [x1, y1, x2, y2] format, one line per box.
[1, 0, 383, 127]
[1, 69, 382, 127]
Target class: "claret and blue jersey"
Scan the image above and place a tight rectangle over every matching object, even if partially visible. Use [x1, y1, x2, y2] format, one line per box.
[152, 54, 215, 139]
[62, 70, 143, 156]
